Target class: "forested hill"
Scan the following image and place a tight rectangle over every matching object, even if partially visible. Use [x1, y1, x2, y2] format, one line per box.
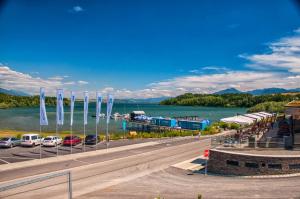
[159, 93, 300, 108]
[0, 93, 70, 109]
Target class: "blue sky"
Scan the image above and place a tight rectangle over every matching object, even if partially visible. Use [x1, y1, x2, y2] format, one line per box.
[1, 0, 300, 98]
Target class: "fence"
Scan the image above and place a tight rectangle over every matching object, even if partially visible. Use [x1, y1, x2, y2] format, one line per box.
[0, 171, 72, 199]
[211, 134, 285, 149]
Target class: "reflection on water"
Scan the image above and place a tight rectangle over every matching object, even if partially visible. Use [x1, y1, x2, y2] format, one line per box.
[0, 103, 247, 134]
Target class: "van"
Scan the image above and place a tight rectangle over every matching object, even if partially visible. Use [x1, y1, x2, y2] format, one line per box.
[21, 134, 42, 147]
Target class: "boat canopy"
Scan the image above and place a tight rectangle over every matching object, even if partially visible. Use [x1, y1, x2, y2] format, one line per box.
[258, 112, 273, 117]
[220, 116, 254, 125]
[220, 112, 274, 125]
[243, 114, 263, 121]
[252, 112, 269, 118]
[132, 111, 145, 115]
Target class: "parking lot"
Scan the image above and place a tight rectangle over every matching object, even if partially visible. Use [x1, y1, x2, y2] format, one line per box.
[0, 139, 145, 164]
[0, 137, 192, 164]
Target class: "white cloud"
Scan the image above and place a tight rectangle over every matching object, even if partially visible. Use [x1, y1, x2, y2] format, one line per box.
[0, 66, 64, 95]
[242, 28, 300, 73]
[202, 66, 229, 71]
[189, 66, 229, 74]
[148, 71, 300, 95]
[0, 66, 89, 96]
[294, 28, 300, 33]
[64, 81, 75, 85]
[3, 28, 300, 99]
[78, 80, 88, 85]
[48, 76, 64, 81]
[71, 6, 84, 13]
[93, 70, 300, 99]
[189, 69, 200, 73]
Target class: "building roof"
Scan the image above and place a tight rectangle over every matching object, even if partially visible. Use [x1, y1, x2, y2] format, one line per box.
[131, 111, 145, 115]
[285, 100, 300, 108]
[220, 116, 254, 125]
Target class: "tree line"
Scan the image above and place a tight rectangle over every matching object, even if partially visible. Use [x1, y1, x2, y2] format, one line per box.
[0, 93, 70, 109]
[160, 93, 298, 110]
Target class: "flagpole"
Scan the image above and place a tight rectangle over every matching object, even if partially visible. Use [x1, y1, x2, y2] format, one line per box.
[39, 87, 48, 160]
[83, 123, 86, 151]
[106, 122, 109, 149]
[70, 124, 73, 154]
[70, 91, 75, 155]
[95, 121, 98, 150]
[56, 123, 58, 156]
[39, 125, 42, 159]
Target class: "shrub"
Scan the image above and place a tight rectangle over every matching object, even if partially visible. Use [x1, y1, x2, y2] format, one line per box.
[16, 133, 22, 139]
[229, 123, 240, 130]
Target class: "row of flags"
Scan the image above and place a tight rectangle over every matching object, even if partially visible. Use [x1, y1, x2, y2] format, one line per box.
[39, 88, 114, 126]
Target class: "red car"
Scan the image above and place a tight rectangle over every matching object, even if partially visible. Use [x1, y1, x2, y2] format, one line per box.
[63, 135, 82, 146]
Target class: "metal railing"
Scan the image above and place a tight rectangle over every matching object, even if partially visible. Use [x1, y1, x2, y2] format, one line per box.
[211, 135, 285, 149]
[0, 171, 72, 199]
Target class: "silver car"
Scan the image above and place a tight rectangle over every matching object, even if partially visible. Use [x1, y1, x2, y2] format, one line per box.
[0, 137, 21, 148]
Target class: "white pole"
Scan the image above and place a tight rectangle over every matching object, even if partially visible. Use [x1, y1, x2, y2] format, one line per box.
[83, 124, 86, 151]
[56, 124, 58, 156]
[39, 125, 42, 159]
[205, 159, 208, 176]
[95, 121, 98, 150]
[70, 125, 72, 154]
[106, 122, 109, 149]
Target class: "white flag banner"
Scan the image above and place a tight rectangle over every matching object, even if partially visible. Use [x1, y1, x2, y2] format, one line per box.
[84, 91, 89, 125]
[106, 94, 114, 124]
[40, 88, 48, 126]
[96, 92, 102, 124]
[70, 91, 75, 126]
[56, 89, 64, 125]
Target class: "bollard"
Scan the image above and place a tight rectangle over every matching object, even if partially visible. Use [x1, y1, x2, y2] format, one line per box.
[68, 171, 73, 199]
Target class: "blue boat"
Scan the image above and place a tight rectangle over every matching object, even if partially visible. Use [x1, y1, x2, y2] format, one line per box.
[178, 119, 210, 130]
[151, 117, 177, 128]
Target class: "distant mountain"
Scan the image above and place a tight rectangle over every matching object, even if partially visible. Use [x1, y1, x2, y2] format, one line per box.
[0, 88, 30, 96]
[214, 88, 243, 94]
[248, 88, 288, 95]
[214, 87, 300, 95]
[115, 97, 169, 104]
[288, 88, 300, 93]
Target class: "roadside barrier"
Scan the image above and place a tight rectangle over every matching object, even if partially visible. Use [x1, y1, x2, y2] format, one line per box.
[0, 171, 72, 199]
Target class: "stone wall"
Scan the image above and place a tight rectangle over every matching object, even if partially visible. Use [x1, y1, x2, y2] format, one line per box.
[207, 149, 300, 175]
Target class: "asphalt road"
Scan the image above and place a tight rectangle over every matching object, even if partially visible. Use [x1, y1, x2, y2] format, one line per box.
[1, 134, 299, 199]
[79, 167, 300, 199]
[0, 137, 190, 164]
[0, 137, 206, 199]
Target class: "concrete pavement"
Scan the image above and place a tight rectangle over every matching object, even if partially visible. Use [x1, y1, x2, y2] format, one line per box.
[0, 137, 208, 199]
[1, 134, 300, 198]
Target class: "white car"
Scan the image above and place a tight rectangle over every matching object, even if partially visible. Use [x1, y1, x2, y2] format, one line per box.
[42, 136, 62, 147]
[21, 134, 42, 147]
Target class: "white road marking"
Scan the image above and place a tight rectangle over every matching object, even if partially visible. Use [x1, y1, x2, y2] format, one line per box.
[0, 158, 9, 164]
[0, 156, 35, 160]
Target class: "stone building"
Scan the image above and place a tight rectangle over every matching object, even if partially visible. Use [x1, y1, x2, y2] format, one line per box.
[285, 100, 300, 147]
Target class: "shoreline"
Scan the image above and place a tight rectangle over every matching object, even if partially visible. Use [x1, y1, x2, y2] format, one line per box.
[0, 128, 232, 140]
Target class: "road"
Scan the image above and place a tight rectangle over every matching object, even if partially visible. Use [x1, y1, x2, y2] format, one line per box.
[0, 137, 207, 198]
[1, 135, 300, 199]
[0, 137, 187, 164]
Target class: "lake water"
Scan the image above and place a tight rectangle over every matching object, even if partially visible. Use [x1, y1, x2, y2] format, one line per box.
[0, 103, 247, 134]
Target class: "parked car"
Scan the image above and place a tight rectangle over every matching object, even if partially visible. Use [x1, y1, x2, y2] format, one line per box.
[0, 137, 21, 148]
[63, 135, 82, 146]
[42, 136, 62, 147]
[85, 135, 100, 145]
[21, 134, 42, 147]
